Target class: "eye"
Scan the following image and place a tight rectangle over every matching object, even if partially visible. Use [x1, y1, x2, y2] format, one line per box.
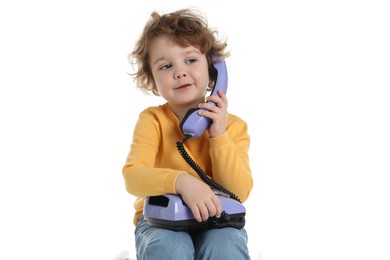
[186, 58, 197, 64]
[159, 63, 172, 70]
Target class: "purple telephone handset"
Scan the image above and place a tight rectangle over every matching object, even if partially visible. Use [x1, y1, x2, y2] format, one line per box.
[180, 55, 228, 138]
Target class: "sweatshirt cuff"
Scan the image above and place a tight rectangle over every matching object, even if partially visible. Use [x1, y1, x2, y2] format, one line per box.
[209, 131, 230, 149]
[164, 170, 182, 194]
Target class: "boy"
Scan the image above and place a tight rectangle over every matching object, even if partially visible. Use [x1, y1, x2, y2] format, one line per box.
[123, 8, 253, 259]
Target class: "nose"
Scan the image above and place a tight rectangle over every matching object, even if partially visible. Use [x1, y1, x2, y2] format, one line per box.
[175, 70, 187, 79]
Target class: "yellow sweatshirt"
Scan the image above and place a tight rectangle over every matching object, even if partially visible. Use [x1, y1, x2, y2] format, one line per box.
[122, 103, 253, 225]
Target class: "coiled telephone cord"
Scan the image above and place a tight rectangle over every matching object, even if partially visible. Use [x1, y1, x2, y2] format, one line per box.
[176, 135, 241, 203]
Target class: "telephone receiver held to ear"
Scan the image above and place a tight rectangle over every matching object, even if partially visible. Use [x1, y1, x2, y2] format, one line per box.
[179, 55, 228, 139]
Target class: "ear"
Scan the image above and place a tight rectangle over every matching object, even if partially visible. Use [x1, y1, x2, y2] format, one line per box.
[152, 85, 160, 96]
[207, 80, 215, 92]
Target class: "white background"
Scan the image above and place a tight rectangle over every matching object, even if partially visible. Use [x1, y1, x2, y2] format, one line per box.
[1, 1, 389, 259]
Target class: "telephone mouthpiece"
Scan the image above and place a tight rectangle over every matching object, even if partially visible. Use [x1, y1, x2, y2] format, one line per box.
[180, 108, 211, 139]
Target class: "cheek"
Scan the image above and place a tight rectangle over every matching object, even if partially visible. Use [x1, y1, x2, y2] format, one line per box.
[152, 73, 163, 87]
[198, 69, 210, 88]
[154, 76, 171, 95]
[155, 76, 168, 88]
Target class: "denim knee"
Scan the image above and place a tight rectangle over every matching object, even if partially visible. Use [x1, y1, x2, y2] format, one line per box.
[194, 227, 250, 260]
[135, 217, 195, 260]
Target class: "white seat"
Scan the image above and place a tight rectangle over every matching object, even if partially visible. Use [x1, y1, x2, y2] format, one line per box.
[112, 250, 136, 260]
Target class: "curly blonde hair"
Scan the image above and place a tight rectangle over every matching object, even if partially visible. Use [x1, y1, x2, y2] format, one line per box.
[129, 8, 230, 95]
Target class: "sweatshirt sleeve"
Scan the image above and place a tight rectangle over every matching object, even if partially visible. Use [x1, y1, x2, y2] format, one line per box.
[209, 115, 253, 202]
[122, 109, 182, 197]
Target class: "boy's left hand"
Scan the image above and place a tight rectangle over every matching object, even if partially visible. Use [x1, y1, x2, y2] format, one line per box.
[198, 89, 228, 138]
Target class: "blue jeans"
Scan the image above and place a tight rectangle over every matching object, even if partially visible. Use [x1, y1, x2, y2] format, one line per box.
[135, 216, 250, 260]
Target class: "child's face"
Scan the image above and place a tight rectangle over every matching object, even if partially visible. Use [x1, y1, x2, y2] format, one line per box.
[149, 35, 210, 108]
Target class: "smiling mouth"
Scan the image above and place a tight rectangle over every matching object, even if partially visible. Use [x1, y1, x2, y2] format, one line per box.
[176, 83, 192, 90]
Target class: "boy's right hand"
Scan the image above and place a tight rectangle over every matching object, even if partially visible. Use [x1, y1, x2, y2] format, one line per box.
[175, 172, 222, 222]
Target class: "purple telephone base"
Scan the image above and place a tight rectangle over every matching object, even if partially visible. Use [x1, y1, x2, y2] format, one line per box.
[144, 194, 245, 230]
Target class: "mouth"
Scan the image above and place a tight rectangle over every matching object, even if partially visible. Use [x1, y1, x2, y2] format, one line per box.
[175, 83, 192, 90]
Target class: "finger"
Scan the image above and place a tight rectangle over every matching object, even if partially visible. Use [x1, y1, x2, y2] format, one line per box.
[190, 206, 202, 222]
[217, 89, 227, 100]
[211, 196, 222, 218]
[205, 199, 217, 217]
[197, 203, 210, 222]
[200, 102, 221, 112]
[218, 89, 228, 105]
[205, 95, 223, 105]
[197, 109, 219, 121]
[205, 97, 227, 110]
